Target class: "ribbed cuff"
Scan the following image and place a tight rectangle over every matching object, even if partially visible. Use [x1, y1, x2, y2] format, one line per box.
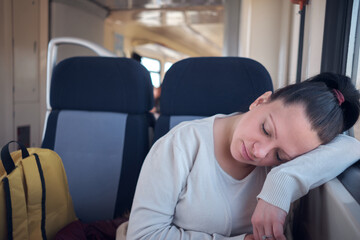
[257, 171, 301, 213]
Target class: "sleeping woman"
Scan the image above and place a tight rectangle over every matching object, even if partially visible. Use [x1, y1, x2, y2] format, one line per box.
[118, 72, 360, 240]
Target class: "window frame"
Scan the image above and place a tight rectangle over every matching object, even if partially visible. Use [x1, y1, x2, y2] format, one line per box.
[321, 0, 360, 204]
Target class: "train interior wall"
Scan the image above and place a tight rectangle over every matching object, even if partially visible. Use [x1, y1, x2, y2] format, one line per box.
[2, 0, 359, 238]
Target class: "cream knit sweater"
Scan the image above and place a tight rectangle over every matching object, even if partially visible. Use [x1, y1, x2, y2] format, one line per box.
[125, 114, 360, 240]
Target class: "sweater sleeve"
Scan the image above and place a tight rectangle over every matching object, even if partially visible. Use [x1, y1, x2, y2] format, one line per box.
[125, 133, 246, 240]
[257, 134, 360, 213]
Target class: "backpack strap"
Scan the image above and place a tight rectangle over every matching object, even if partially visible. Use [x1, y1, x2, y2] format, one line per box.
[1, 141, 29, 174]
[3, 177, 13, 240]
[34, 153, 47, 240]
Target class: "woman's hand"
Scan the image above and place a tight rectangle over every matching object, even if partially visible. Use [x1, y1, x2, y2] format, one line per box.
[251, 199, 287, 240]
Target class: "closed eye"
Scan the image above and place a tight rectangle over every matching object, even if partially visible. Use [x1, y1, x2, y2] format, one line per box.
[262, 123, 270, 136]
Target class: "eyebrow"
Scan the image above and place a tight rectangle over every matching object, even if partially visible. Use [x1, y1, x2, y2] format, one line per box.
[269, 113, 291, 160]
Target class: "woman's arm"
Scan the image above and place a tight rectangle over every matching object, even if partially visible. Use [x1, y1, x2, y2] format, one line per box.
[258, 134, 360, 212]
[125, 133, 246, 240]
[252, 134, 360, 240]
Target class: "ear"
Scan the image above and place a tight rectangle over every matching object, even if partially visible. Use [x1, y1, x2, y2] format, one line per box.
[249, 91, 273, 110]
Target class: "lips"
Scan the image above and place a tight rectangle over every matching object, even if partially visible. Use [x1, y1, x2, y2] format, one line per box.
[241, 142, 253, 161]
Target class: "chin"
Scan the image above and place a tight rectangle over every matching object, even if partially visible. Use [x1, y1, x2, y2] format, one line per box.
[233, 151, 249, 165]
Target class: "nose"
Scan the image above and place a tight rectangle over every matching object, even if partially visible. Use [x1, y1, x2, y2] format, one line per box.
[252, 141, 274, 159]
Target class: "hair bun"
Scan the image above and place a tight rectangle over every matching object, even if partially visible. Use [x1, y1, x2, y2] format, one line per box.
[312, 72, 360, 132]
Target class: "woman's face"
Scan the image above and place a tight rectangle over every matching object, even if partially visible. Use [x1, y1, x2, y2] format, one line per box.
[230, 92, 322, 166]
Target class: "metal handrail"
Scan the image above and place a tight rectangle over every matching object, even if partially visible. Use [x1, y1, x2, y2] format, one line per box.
[46, 37, 116, 111]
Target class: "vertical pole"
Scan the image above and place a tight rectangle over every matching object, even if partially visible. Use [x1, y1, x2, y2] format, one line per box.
[296, 6, 306, 83]
[223, 0, 241, 56]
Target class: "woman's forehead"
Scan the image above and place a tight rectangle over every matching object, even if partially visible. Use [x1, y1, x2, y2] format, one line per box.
[268, 101, 321, 158]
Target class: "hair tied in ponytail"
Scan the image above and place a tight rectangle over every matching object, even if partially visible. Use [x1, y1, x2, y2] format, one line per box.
[332, 89, 345, 106]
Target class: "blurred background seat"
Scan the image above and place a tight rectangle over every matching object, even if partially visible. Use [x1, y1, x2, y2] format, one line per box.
[42, 56, 154, 222]
[153, 57, 274, 142]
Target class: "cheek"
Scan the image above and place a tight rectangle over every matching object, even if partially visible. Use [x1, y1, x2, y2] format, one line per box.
[262, 157, 280, 167]
[258, 150, 282, 166]
[269, 158, 282, 166]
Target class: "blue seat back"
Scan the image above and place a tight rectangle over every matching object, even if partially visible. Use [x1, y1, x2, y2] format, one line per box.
[154, 57, 273, 141]
[42, 57, 154, 222]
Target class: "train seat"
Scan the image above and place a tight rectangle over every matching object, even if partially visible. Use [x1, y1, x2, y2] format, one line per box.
[42, 56, 154, 222]
[153, 57, 274, 142]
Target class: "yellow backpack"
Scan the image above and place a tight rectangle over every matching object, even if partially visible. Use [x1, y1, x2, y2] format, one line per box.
[0, 141, 77, 240]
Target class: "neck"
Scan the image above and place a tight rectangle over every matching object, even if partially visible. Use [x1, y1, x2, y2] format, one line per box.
[213, 114, 255, 180]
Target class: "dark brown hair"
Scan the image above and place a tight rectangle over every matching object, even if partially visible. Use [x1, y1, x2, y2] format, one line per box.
[271, 72, 360, 143]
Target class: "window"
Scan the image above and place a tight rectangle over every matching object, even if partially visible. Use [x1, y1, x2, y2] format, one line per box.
[336, 0, 360, 204]
[346, 0, 360, 141]
[354, 64, 360, 141]
[320, 0, 360, 205]
[164, 62, 173, 73]
[141, 57, 161, 88]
